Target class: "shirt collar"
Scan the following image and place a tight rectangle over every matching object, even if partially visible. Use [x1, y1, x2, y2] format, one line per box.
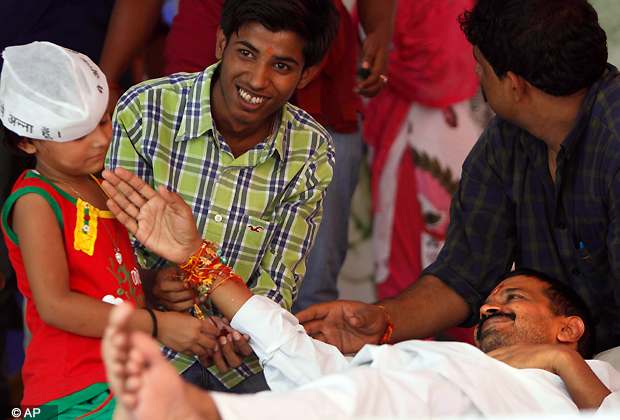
[174, 63, 218, 143]
[559, 64, 618, 160]
[518, 64, 617, 158]
[174, 62, 286, 164]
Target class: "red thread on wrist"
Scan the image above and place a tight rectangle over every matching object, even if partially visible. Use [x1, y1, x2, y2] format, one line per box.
[375, 305, 394, 344]
[108, 84, 123, 94]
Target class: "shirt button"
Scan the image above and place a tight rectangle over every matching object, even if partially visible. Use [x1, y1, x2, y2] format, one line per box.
[571, 267, 580, 275]
[558, 222, 566, 230]
[214, 214, 223, 222]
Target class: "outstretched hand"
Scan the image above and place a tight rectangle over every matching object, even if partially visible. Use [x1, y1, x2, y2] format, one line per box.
[296, 300, 387, 354]
[101, 167, 203, 264]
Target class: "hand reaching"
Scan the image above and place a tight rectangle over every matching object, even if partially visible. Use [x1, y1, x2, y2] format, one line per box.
[199, 316, 254, 374]
[152, 267, 198, 312]
[296, 300, 387, 354]
[102, 167, 203, 264]
[157, 310, 220, 357]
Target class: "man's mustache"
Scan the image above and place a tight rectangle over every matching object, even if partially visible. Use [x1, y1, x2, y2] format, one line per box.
[476, 312, 516, 341]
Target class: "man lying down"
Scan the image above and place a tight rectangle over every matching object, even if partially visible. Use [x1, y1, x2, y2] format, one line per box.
[100, 168, 620, 420]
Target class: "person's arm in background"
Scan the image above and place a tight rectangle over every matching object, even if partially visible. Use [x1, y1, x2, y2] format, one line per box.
[354, 0, 397, 97]
[299, 125, 518, 354]
[297, 275, 471, 354]
[98, 0, 166, 114]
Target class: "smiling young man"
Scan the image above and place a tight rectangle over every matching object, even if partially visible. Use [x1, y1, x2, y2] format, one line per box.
[106, 0, 339, 393]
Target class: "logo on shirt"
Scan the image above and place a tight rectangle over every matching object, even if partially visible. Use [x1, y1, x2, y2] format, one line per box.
[248, 225, 265, 233]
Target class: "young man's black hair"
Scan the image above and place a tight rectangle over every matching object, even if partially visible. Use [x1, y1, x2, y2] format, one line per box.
[219, 0, 340, 69]
[459, 0, 607, 96]
[499, 268, 596, 358]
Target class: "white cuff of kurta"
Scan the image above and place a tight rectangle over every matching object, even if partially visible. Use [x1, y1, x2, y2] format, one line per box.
[230, 295, 350, 391]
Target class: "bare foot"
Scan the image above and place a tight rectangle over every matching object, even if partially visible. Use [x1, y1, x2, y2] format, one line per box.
[103, 304, 211, 420]
[102, 303, 135, 412]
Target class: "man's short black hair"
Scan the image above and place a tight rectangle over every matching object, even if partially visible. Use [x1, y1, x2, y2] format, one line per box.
[220, 0, 340, 69]
[499, 268, 596, 358]
[459, 0, 607, 96]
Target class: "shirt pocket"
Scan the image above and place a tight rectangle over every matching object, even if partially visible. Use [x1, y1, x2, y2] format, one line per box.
[577, 227, 609, 275]
[223, 214, 278, 282]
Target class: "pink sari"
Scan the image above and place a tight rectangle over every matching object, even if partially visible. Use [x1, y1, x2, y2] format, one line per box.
[361, 0, 489, 343]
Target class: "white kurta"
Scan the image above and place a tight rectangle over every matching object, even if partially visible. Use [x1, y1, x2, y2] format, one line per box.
[210, 296, 620, 419]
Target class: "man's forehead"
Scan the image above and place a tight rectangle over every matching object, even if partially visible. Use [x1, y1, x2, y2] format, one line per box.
[487, 275, 547, 300]
[232, 22, 305, 61]
[234, 21, 304, 44]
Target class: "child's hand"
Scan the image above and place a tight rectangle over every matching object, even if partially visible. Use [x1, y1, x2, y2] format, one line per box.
[102, 168, 204, 264]
[157, 311, 220, 357]
[152, 267, 196, 312]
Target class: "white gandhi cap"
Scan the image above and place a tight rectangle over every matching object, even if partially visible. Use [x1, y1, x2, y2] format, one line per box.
[0, 41, 109, 142]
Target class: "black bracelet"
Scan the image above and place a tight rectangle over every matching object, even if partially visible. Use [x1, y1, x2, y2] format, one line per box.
[144, 307, 158, 338]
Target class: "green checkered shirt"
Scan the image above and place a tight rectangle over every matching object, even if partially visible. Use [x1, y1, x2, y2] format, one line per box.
[106, 63, 334, 387]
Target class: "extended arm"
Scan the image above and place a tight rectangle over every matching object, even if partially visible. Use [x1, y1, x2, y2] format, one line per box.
[297, 274, 471, 354]
[380, 274, 472, 342]
[10, 192, 218, 356]
[102, 167, 349, 389]
[101, 166, 299, 321]
[299, 126, 517, 353]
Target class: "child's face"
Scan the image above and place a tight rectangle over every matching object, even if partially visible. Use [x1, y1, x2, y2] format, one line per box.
[24, 113, 113, 177]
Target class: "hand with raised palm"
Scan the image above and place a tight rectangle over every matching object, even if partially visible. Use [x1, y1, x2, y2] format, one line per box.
[101, 167, 203, 264]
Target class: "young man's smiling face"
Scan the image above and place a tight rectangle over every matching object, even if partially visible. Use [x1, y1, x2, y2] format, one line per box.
[474, 275, 566, 353]
[210, 22, 317, 141]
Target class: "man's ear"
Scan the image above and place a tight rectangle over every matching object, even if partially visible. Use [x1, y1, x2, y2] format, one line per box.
[557, 316, 585, 345]
[505, 71, 527, 102]
[17, 137, 37, 155]
[296, 64, 321, 90]
[215, 27, 227, 60]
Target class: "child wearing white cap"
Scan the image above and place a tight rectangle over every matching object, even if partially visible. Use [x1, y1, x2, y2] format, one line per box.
[0, 41, 221, 419]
